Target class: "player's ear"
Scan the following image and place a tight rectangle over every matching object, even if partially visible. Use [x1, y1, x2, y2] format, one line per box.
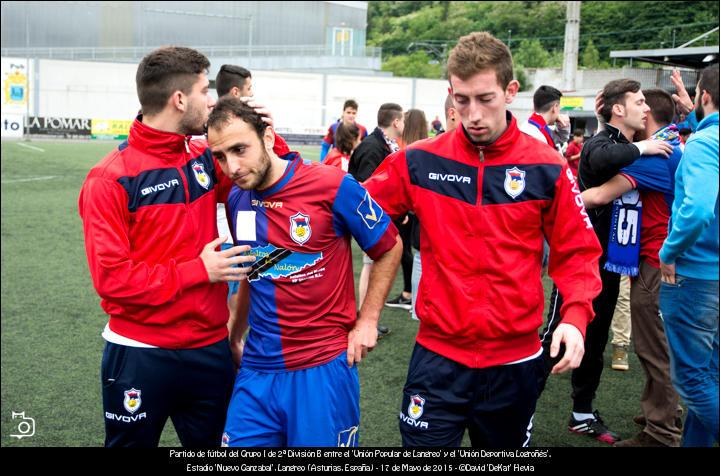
[263, 126, 275, 152]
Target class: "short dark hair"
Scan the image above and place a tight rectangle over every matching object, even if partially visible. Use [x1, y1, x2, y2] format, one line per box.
[207, 97, 267, 140]
[573, 129, 584, 137]
[643, 88, 675, 126]
[343, 99, 359, 111]
[335, 122, 360, 156]
[216, 64, 252, 98]
[600, 79, 641, 123]
[136, 46, 210, 116]
[698, 63, 719, 109]
[377, 103, 403, 128]
[533, 85, 563, 113]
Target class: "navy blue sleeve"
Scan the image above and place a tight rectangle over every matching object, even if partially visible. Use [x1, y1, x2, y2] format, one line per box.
[331, 174, 393, 253]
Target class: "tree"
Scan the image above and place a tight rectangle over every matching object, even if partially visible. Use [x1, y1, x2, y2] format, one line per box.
[581, 39, 608, 69]
[513, 39, 551, 68]
[381, 51, 444, 78]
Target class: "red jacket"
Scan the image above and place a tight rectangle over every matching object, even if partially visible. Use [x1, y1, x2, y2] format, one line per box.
[364, 114, 602, 368]
[79, 118, 233, 349]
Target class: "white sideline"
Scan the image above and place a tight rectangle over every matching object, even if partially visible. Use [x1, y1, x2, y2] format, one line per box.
[2, 176, 58, 184]
[15, 142, 45, 152]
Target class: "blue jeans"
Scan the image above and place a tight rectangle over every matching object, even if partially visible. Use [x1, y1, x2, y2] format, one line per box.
[659, 276, 719, 447]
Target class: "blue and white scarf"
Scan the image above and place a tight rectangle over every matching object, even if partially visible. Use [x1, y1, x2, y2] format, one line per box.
[605, 189, 642, 276]
[604, 125, 680, 276]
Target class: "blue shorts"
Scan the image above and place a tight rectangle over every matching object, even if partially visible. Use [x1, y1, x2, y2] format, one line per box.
[222, 352, 360, 447]
[221, 243, 240, 297]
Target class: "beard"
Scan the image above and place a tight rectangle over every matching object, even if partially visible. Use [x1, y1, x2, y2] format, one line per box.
[179, 101, 207, 136]
[695, 100, 705, 122]
[234, 149, 272, 190]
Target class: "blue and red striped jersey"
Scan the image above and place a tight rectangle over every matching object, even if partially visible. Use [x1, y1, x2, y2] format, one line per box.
[227, 154, 397, 371]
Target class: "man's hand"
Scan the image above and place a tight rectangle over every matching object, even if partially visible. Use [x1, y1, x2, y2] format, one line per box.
[200, 236, 255, 283]
[636, 139, 673, 157]
[670, 70, 694, 115]
[347, 316, 378, 367]
[594, 90, 604, 123]
[556, 114, 571, 129]
[660, 260, 676, 284]
[240, 97, 274, 127]
[550, 323, 585, 374]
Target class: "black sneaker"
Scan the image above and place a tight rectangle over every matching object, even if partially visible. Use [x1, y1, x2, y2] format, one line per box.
[385, 294, 412, 310]
[377, 325, 391, 339]
[568, 410, 620, 445]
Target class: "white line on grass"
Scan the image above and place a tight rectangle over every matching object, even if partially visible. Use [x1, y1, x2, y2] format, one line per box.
[1, 176, 59, 184]
[15, 142, 45, 152]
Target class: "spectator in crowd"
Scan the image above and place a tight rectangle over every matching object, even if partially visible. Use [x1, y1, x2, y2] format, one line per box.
[564, 129, 584, 177]
[659, 64, 719, 447]
[320, 99, 368, 162]
[325, 122, 361, 173]
[349, 102, 405, 338]
[520, 85, 571, 153]
[540, 79, 673, 445]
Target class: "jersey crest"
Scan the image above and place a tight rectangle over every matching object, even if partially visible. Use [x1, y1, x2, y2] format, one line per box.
[504, 167, 526, 199]
[191, 161, 211, 190]
[289, 212, 312, 245]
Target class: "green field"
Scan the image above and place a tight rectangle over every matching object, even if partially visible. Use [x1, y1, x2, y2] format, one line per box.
[1, 139, 647, 447]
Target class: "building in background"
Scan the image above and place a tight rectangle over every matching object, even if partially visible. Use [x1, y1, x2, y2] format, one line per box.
[1, 1, 381, 75]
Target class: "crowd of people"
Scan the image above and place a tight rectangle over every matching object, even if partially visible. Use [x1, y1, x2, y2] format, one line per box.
[78, 31, 718, 448]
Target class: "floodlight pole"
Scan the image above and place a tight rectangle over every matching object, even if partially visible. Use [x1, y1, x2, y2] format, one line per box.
[25, 4, 31, 140]
[562, 1, 581, 91]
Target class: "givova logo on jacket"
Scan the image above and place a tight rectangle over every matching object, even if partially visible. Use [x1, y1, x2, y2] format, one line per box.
[504, 167, 526, 199]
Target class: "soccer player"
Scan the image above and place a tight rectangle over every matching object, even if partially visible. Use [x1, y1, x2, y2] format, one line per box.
[79, 47, 255, 447]
[207, 97, 402, 447]
[215, 64, 291, 328]
[364, 32, 603, 447]
[320, 99, 368, 162]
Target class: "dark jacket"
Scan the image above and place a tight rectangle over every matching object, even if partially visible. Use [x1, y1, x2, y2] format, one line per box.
[578, 123, 640, 262]
[348, 127, 391, 182]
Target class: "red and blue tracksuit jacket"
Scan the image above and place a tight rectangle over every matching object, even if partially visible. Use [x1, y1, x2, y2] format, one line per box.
[364, 113, 602, 368]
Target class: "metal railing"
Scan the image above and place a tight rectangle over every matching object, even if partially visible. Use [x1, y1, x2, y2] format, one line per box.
[1, 44, 382, 62]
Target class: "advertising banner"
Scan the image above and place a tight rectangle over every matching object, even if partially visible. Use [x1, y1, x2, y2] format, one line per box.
[91, 119, 132, 139]
[26, 116, 91, 137]
[1, 114, 24, 138]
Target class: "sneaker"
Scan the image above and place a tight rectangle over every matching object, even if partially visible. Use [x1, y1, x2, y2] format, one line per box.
[377, 325, 391, 339]
[385, 294, 412, 310]
[614, 431, 668, 447]
[568, 410, 620, 445]
[611, 344, 629, 371]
